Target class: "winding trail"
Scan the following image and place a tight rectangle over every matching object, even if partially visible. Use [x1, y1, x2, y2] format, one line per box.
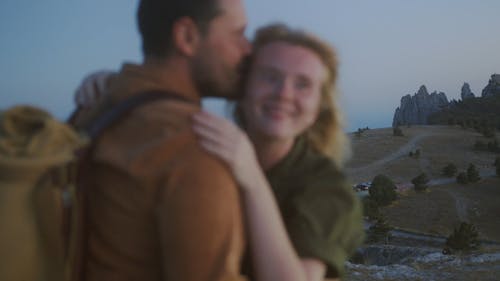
[347, 132, 435, 175]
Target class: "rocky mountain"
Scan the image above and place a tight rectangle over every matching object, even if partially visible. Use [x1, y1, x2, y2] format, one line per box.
[481, 74, 500, 97]
[461, 82, 475, 100]
[392, 85, 449, 127]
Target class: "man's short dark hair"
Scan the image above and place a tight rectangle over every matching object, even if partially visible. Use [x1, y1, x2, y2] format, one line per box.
[137, 0, 221, 58]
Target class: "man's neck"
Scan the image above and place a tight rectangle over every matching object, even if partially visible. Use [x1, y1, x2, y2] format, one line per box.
[143, 56, 199, 99]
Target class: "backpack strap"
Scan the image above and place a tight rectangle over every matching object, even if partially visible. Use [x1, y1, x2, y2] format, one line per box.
[87, 90, 195, 138]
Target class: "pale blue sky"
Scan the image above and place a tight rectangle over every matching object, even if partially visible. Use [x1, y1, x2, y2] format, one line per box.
[1, 0, 499, 131]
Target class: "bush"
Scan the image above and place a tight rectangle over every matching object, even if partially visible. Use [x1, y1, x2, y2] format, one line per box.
[497, 165, 500, 177]
[393, 126, 404, 136]
[457, 172, 468, 184]
[444, 222, 480, 253]
[412, 173, 429, 192]
[362, 197, 381, 221]
[467, 164, 481, 183]
[494, 156, 500, 167]
[442, 163, 458, 177]
[369, 174, 397, 206]
[366, 218, 393, 244]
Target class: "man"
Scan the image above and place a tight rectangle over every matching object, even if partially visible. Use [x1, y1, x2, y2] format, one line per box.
[76, 0, 251, 280]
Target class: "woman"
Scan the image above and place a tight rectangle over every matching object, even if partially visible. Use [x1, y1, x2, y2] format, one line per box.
[74, 24, 364, 281]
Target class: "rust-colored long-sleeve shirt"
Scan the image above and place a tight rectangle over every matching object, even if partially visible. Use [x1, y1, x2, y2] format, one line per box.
[79, 64, 246, 281]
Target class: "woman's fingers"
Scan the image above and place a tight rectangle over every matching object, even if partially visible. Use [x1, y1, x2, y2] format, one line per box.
[74, 70, 113, 108]
[193, 111, 238, 136]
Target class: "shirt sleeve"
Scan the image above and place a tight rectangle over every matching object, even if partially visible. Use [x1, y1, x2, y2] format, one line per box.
[284, 166, 365, 278]
[156, 151, 248, 281]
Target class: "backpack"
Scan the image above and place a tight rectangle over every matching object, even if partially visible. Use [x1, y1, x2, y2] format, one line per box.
[0, 90, 191, 281]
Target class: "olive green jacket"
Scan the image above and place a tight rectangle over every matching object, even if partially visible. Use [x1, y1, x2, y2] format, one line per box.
[265, 137, 364, 278]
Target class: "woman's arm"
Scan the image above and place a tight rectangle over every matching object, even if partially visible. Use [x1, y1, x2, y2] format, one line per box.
[192, 111, 326, 281]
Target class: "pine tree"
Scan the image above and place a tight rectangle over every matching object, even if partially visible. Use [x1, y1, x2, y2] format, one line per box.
[445, 222, 480, 253]
[442, 163, 458, 177]
[412, 173, 429, 192]
[467, 164, 481, 183]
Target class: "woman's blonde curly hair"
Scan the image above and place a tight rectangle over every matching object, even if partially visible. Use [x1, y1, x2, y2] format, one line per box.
[233, 23, 351, 167]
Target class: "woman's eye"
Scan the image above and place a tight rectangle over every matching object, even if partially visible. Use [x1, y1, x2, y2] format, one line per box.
[295, 79, 311, 90]
[259, 70, 280, 84]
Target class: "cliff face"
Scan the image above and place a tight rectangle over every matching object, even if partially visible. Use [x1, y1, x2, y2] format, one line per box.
[461, 83, 475, 100]
[392, 85, 449, 127]
[481, 74, 500, 97]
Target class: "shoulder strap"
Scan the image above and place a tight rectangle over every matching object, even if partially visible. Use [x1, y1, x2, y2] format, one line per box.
[87, 90, 194, 139]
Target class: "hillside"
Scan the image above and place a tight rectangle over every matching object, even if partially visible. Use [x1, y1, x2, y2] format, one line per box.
[345, 125, 499, 241]
[346, 125, 497, 183]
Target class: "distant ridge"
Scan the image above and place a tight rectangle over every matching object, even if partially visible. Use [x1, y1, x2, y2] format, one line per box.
[393, 74, 500, 128]
[392, 85, 448, 127]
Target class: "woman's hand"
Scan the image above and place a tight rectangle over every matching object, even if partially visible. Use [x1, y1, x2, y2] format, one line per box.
[74, 70, 114, 108]
[192, 111, 262, 193]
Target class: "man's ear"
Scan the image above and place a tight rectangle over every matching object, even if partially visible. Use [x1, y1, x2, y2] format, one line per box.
[172, 17, 201, 57]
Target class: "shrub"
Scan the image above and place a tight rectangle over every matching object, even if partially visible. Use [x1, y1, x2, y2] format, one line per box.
[497, 165, 500, 177]
[412, 173, 429, 192]
[467, 164, 481, 183]
[457, 172, 468, 184]
[369, 174, 397, 206]
[444, 222, 480, 253]
[442, 163, 458, 177]
[393, 126, 404, 136]
[366, 218, 393, 244]
[494, 156, 500, 167]
[362, 197, 380, 221]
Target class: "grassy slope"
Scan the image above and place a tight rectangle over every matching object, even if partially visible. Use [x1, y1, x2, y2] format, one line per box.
[346, 125, 499, 241]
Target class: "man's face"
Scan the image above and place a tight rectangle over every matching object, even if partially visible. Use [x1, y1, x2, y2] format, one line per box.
[191, 0, 251, 98]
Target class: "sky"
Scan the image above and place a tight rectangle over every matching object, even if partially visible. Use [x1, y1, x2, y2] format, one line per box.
[1, 0, 499, 131]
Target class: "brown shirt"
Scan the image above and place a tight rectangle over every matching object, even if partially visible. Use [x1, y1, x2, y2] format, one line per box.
[79, 64, 246, 281]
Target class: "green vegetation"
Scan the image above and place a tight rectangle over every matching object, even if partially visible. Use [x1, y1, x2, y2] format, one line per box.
[444, 222, 480, 253]
[354, 127, 370, 138]
[366, 218, 393, 244]
[467, 163, 481, 183]
[495, 156, 500, 177]
[411, 173, 429, 192]
[369, 174, 397, 206]
[428, 94, 500, 131]
[456, 172, 469, 184]
[442, 163, 458, 177]
[474, 139, 499, 153]
[393, 126, 404, 136]
[362, 197, 381, 221]
[456, 164, 481, 184]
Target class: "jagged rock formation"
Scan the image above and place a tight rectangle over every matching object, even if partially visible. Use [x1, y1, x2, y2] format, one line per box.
[392, 85, 449, 127]
[481, 74, 500, 97]
[461, 83, 475, 100]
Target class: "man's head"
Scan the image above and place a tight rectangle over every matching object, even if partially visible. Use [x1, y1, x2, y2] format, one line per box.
[137, 0, 251, 98]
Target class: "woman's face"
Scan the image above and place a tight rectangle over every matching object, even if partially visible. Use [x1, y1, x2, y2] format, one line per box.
[241, 41, 326, 142]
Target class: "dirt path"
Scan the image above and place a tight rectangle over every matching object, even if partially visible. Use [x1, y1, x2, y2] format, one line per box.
[348, 132, 435, 175]
[445, 190, 469, 222]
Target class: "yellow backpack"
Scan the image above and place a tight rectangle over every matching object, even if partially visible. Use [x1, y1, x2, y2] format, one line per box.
[0, 91, 190, 281]
[0, 106, 86, 281]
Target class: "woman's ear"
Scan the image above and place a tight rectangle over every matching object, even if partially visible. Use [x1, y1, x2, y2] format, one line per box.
[172, 17, 201, 57]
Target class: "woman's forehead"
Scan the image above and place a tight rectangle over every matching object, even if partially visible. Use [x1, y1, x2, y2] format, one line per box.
[252, 41, 327, 79]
